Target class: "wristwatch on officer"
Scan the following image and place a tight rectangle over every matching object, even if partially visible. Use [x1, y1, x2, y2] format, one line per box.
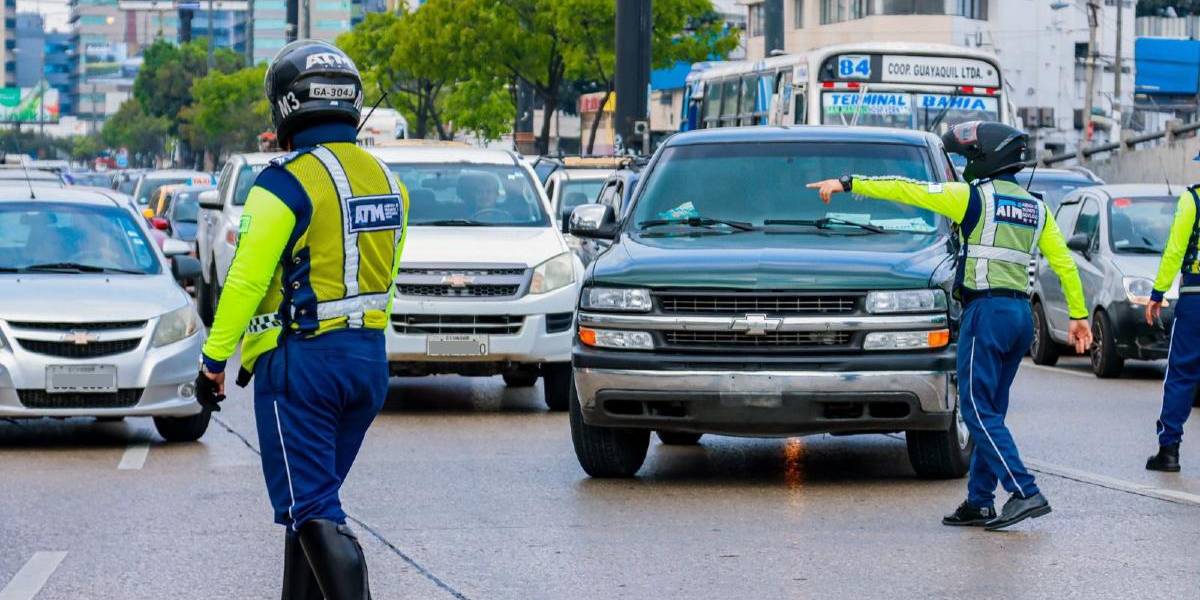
[839, 174, 853, 192]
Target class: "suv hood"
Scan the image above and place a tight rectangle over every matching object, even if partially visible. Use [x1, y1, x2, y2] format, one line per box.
[0, 274, 188, 322]
[403, 226, 566, 266]
[592, 231, 954, 290]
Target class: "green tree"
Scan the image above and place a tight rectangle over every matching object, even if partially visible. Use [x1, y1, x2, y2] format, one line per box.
[101, 100, 171, 167]
[132, 39, 244, 135]
[70, 134, 104, 163]
[181, 65, 271, 161]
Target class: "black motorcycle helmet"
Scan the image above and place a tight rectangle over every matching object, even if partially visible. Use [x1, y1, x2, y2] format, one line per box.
[264, 40, 364, 146]
[941, 121, 1029, 182]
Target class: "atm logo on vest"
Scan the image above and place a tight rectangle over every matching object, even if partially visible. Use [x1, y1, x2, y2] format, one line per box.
[994, 196, 1038, 228]
[347, 195, 404, 232]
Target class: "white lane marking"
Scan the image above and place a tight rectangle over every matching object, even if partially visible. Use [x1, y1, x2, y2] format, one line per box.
[1026, 459, 1200, 507]
[0, 552, 67, 600]
[1021, 361, 1094, 379]
[117, 442, 150, 470]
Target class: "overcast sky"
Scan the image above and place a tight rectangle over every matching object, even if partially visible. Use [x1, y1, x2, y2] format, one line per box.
[19, 0, 70, 32]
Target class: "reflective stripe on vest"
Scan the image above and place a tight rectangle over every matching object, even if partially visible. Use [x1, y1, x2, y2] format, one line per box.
[313, 293, 390, 321]
[964, 180, 1044, 293]
[966, 245, 1032, 264]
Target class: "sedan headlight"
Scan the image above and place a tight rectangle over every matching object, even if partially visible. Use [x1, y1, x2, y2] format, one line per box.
[579, 327, 654, 350]
[581, 287, 653, 312]
[152, 304, 200, 347]
[529, 253, 575, 295]
[1123, 276, 1156, 306]
[866, 289, 947, 313]
[863, 329, 951, 351]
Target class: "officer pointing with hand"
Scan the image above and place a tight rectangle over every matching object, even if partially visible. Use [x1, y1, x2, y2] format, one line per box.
[808, 121, 1092, 531]
[199, 40, 407, 599]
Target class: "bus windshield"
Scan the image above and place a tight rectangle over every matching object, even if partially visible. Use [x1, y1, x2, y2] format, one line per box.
[822, 92, 999, 130]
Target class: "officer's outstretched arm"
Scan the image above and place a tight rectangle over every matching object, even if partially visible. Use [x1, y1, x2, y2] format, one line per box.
[807, 177, 971, 224]
[201, 188, 296, 374]
[1151, 192, 1196, 303]
[1038, 206, 1088, 320]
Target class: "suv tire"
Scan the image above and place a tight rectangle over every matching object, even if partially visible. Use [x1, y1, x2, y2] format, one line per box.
[1030, 301, 1059, 366]
[906, 404, 972, 479]
[1091, 311, 1124, 378]
[503, 369, 539, 388]
[154, 409, 212, 442]
[569, 376, 649, 478]
[542, 363, 572, 411]
[657, 431, 703, 445]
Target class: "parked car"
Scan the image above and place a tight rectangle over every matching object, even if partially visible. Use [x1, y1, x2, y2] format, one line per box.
[1032, 184, 1183, 378]
[372, 144, 585, 410]
[159, 185, 211, 252]
[69, 171, 115, 188]
[0, 187, 208, 441]
[544, 162, 616, 226]
[575, 164, 643, 265]
[0, 166, 64, 187]
[567, 126, 966, 478]
[196, 153, 279, 324]
[131, 169, 213, 206]
[1019, 167, 1103, 212]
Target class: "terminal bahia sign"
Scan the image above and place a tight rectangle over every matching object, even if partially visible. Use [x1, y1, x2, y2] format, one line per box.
[0, 87, 60, 124]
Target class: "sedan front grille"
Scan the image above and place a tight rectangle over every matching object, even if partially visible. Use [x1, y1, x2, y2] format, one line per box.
[391, 314, 524, 335]
[663, 330, 853, 350]
[397, 284, 520, 298]
[655, 292, 860, 315]
[6, 320, 147, 331]
[18, 389, 143, 409]
[16, 338, 142, 358]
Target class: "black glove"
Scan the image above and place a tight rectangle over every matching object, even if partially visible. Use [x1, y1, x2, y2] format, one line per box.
[196, 370, 226, 412]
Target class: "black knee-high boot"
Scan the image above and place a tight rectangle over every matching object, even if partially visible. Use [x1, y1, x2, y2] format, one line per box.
[283, 529, 324, 600]
[297, 519, 371, 600]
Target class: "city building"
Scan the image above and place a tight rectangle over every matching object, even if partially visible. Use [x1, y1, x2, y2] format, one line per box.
[740, 0, 1136, 155]
[3, 0, 15, 87]
[14, 13, 45, 89]
[46, 31, 74, 116]
[252, 0, 363, 65]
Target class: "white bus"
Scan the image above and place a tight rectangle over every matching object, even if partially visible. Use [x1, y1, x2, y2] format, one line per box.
[681, 42, 1014, 134]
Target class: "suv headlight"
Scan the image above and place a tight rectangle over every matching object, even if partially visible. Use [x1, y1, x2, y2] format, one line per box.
[866, 289, 947, 313]
[529, 253, 575, 295]
[152, 304, 200, 347]
[1123, 276, 1155, 306]
[581, 287, 653, 312]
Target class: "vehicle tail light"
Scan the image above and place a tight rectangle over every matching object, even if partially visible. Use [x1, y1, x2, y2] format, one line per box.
[226, 228, 238, 246]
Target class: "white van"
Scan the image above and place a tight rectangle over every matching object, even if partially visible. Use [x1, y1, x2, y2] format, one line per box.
[371, 145, 584, 410]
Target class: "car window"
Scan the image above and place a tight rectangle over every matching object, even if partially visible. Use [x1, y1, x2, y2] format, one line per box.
[1054, 200, 1082, 235]
[561, 180, 604, 214]
[0, 202, 160, 274]
[387, 162, 549, 227]
[1109, 195, 1177, 254]
[1026, 174, 1100, 212]
[603, 182, 624, 210]
[137, 173, 211, 205]
[232, 164, 267, 206]
[173, 193, 200, 222]
[1073, 197, 1101, 242]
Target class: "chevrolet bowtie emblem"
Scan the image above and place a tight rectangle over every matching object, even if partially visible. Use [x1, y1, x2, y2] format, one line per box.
[63, 330, 99, 345]
[730, 314, 781, 336]
[442, 274, 474, 288]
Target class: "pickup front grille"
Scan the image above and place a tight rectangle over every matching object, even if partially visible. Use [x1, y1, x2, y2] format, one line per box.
[655, 292, 860, 315]
[663, 330, 853, 350]
[16, 338, 142, 358]
[397, 284, 521, 298]
[395, 264, 528, 299]
[18, 389, 143, 409]
[391, 314, 524, 335]
[6, 320, 147, 331]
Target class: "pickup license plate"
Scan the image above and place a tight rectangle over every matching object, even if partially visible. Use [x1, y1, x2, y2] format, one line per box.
[426, 335, 489, 357]
[46, 365, 118, 393]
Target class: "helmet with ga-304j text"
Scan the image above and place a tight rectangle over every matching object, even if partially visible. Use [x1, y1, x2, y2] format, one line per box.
[941, 121, 1029, 182]
[264, 39, 364, 144]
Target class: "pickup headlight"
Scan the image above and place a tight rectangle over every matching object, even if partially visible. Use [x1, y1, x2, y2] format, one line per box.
[579, 327, 654, 350]
[152, 304, 200, 347]
[864, 329, 951, 351]
[529, 252, 575, 295]
[866, 289, 947, 313]
[1123, 276, 1156, 306]
[581, 287, 653, 312]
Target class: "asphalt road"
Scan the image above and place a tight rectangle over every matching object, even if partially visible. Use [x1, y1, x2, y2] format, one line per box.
[2, 357, 1198, 599]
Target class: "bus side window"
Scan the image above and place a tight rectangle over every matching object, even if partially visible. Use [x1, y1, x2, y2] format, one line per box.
[720, 79, 740, 127]
[702, 85, 721, 129]
[793, 93, 806, 125]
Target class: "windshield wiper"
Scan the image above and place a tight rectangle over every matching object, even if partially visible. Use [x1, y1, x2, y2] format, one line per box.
[417, 219, 491, 226]
[639, 216, 758, 232]
[1116, 245, 1161, 254]
[21, 262, 143, 274]
[764, 217, 887, 234]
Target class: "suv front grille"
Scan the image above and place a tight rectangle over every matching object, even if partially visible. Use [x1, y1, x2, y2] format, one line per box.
[391, 314, 524, 335]
[16, 338, 141, 358]
[18, 389, 143, 409]
[663, 330, 853, 350]
[397, 284, 520, 298]
[655, 292, 859, 315]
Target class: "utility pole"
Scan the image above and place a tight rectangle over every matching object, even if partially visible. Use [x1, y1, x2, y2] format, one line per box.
[764, 0, 784, 57]
[614, 0, 652, 155]
[207, 0, 215, 69]
[247, 0, 255, 64]
[301, 0, 311, 39]
[1082, 0, 1100, 143]
[286, 0, 299, 43]
[180, 8, 193, 43]
[1113, 0, 1124, 141]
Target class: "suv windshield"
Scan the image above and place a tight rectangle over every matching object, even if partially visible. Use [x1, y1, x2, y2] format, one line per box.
[633, 142, 940, 234]
[1109, 196, 1176, 254]
[173, 192, 200, 222]
[0, 202, 160, 274]
[387, 163, 549, 226]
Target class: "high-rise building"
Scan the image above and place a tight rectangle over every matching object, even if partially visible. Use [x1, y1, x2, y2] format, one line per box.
[251, 0, 366, 65]
[15, 13, 45, 89]
[3, 0, 16, 87]
[46, 32, 74, 116]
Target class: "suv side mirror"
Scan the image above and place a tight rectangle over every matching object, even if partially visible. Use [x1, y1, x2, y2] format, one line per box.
[569, 204, 617, 240]
[171, 255, 202, 283]
[1066, 233, 1092, 256]
[198, 189, 222, 210]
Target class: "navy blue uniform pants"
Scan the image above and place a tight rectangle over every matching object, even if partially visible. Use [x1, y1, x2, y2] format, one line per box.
[1159, 294, 1200, 447]
[253, 328, 388, 529]
[958, 297, 1040, 508]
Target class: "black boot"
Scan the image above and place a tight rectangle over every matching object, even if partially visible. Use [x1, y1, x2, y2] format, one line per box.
[297, 519, 371, 600]
[942, 501, 996, 527]
[283, 529, 324, 600]
[1146, 444, 1181, 472]
[984, 493, 1051, 531]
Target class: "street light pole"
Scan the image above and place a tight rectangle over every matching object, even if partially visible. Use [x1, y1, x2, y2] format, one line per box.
[207, 0, 215, 70]
[1113, 0, 1124, 140]
[1082, 0, 1100, 143]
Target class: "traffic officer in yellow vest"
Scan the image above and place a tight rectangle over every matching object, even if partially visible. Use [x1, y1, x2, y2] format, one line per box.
[1143, 157, 1200, 472]
[199, 40, 407, 599]
[809, 121, 1092, 530]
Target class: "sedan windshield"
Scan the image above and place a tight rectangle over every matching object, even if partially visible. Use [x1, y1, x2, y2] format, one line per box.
[1109, 196, 1176, 254]
[632, 142, 940, 234]
[387, 163, 549, 227]
[172, 194, 200, 222]
[0, 202, 160, 274]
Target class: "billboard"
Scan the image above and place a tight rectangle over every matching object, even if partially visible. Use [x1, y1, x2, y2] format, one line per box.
[0, 88, 60, 124]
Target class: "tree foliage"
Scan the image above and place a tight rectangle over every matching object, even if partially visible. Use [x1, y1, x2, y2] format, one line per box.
[181, 65, 271, 161]
[132, 39, 244, 135]
[101, 100, 171, 167]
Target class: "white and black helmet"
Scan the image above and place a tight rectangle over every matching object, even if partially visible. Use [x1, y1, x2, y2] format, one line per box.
[264, 39, 364, 143]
